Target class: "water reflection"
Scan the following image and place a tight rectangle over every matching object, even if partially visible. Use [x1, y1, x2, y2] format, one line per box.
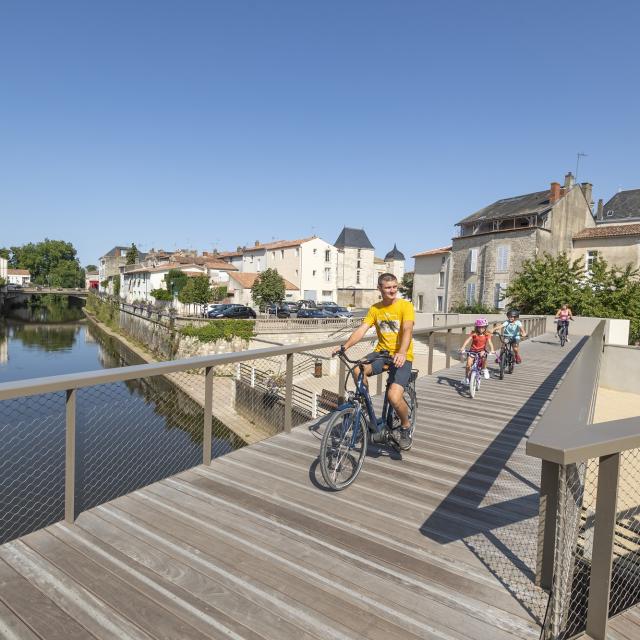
[0, 295, 243, 543]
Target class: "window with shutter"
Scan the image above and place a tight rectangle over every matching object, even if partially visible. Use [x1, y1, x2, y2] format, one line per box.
[469, 249, 478, 273]
[495, 282, 507, 309]
[496, 245, 509, 273]
[466, 282, 476, 304]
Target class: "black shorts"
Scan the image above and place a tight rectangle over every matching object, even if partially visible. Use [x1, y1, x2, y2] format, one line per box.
[366, 352, 413, 389]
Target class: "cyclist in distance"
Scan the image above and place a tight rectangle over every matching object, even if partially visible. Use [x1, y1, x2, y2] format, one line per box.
[333, 273, 415, 450]
[555, 303, 573, 342]
[500, 309, 527, 364]
[459, 318, 495, 385]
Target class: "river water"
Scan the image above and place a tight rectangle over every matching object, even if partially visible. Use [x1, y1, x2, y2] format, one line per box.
[0, 294, 243, 543]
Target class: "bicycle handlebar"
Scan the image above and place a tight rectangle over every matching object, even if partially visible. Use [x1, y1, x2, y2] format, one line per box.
[333, 347, 394, 366]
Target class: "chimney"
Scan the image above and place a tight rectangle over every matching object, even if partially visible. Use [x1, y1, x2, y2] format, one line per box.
[564, 171, 575, 189]
[550, 182, 561, 204]
[596, 198, 604, 221]
[114, 248, 121, 257]
[254, 240, 260, 247]
[580, 182, 593, 210]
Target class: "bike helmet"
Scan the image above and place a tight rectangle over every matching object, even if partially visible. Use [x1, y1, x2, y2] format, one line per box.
[475, 317, 489, 327]
[507, 309, 520, 318]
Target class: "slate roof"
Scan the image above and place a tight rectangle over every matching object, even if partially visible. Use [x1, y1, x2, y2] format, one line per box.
[457, 189, 552, 226]
[574, 224, 640, 240]
[384, 244, 405, 261]
[101, 246, 130, 258]
[334, 227, 374, 249]
[412, 245, 452, 258]
[599, 189, 640, 223]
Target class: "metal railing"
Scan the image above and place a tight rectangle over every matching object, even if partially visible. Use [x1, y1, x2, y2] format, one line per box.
[527, 321, 640, 640]
[0, 316, 546, 546]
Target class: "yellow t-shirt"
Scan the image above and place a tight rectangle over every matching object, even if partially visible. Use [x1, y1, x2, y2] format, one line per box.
[364, 299, 415, 361]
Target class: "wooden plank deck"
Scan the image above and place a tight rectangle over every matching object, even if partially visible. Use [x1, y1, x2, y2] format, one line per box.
[0, 333, 584, 639]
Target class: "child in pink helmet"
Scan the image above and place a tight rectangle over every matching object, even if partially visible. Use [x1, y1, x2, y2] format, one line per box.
[459, 318, 495, 386]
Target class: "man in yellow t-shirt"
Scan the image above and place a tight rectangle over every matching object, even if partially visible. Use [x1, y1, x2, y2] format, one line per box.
[333, 273, 415, 450]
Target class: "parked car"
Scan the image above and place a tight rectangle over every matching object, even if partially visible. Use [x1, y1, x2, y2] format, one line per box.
[297, 309, 335, 319]
[267, 304, 291, 318]
[204, 303, 232, 317]
[296, 299, 317, 310]
[330, 306, 353, 318]
[209, 305, 257, 319]
[282, 301, 298, 313]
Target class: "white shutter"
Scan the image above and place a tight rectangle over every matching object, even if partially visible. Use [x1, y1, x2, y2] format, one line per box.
[495, 282, 507, 309]
[496, 246, 509, 272]
[466, 283, 476, 304]
[469, 249, 478, 273]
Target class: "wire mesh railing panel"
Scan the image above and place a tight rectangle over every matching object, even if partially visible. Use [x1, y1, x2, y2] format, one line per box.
[0, 393, 66, 544]
[80, 371, 202, 511]
[543, 459, 598, 640]
[609, 447, 640, 617]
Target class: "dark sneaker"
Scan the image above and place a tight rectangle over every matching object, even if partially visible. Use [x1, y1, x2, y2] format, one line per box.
[398, 427, 412, 451]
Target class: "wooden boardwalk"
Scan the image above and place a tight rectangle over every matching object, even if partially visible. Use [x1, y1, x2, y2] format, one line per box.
[0, 334, 598, 639]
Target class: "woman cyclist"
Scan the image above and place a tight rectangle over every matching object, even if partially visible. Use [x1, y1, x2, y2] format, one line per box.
[459, 318, 495, 386]
[555, 304, 573, 342]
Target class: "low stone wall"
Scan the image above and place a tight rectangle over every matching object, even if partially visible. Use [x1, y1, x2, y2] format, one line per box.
[118, 309, 178, 360]
[601, 344, 640, 394]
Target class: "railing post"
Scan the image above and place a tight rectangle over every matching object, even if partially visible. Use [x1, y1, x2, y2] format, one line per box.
[284, 353, 293, 433]
[536, 460, 560, 590]
[311, 391, 318, 419]
[446, 328, 451, 368]
[250, 367, 255, 387]
[428, 331, 435, 375]
[65, 388, 77, 524]
[203, 366, 213, 465]
[586, 452, 621, 640]
[338, 357, 346, 404]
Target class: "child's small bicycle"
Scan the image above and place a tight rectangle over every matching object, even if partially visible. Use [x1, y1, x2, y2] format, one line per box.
[464, 350, 486, 399]
[319, 348, 417, 491]
[493, 332, 516, 379]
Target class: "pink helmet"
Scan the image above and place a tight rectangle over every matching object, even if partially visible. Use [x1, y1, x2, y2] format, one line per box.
[475, 317, 489, 327]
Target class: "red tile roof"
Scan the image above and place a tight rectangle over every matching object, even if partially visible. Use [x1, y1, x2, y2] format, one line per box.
[7, 269, 30, 275]
[229, 272, 299, 290]
[412, 246, 452, 258]
[573, 224, 640, 240]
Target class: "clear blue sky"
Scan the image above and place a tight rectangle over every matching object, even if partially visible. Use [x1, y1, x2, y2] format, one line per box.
[1, 1, 638, 267]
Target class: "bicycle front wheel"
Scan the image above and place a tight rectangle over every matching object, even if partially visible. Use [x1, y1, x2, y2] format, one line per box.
[499, 351, 506, 380]
[469, 370, 478, 398]
[319, 406, 367, 491]
[560, 328, 566, 347]
[508, 352, 515, 374]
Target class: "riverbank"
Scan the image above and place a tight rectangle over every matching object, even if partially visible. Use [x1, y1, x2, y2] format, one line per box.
[83, 309, 272, 445]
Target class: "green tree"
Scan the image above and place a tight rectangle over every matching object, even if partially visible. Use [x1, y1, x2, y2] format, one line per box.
[85, 264, 98, 272]
[251, 268, 285, 308]
[49, 261, 85, 288]
[126, 243, 139, 265]
[211, 284, 228, 302]
[0, 247, 10, 260]
[506, 253, 640, 344]
[398, 272, 414, 300]
[163, 269, 188, 297]
[150, 288, 172, 301]
[190, 275, 213, 305]
[0, 277, 6, 287]
[8, 239, 83, 286]
[113, 274, 121, 297]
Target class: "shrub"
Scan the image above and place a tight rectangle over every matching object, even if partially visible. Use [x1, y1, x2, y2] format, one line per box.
[150, 288, 173, 301]
[179, 319, 255, 343]
[450, 301, 498, 314]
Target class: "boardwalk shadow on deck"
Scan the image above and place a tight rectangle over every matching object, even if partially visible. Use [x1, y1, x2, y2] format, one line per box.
[420, 337, 587, 623]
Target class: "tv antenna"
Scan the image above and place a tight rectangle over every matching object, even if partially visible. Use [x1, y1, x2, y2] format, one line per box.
[575, 152, 588, 182]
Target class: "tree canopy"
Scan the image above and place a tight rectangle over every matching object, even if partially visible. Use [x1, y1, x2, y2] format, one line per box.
[398, 272, 413, 300]
[178, 275, 212, 306]
[126, 243, 139, 265]
[163, 269, 188, 295]
[505, 252, 640, 344]
[85, 264, 98, 272]
[251, 268, 285, 308]
[6, 239, 84, 287]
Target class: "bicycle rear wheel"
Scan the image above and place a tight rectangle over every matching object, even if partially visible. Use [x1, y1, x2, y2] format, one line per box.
[560, 327, 566, 347]
[508, 352, 515, 374]
[469, 370, 478, 398]
[319, 406, 367, 491]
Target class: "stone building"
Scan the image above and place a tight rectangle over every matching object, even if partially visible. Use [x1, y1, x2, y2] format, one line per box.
[412, 246, 452, 313]
[334, 227, 379, 307]
[450, 172, 595, 309]
[98, 246, 130, 293]
[383, 244, 406, 281]
[572, 189, 640, 271]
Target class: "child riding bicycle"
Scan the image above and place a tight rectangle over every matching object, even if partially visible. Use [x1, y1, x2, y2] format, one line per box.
[500, 309, 527, 364]
[459, 318, 495, 386]
[332, 272, 415, 450]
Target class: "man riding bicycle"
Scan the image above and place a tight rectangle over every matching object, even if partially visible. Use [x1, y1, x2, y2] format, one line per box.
[333, 273, 415, 450]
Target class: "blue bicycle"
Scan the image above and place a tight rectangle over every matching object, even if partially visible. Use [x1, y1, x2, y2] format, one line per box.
[319, 349, 417, 490]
